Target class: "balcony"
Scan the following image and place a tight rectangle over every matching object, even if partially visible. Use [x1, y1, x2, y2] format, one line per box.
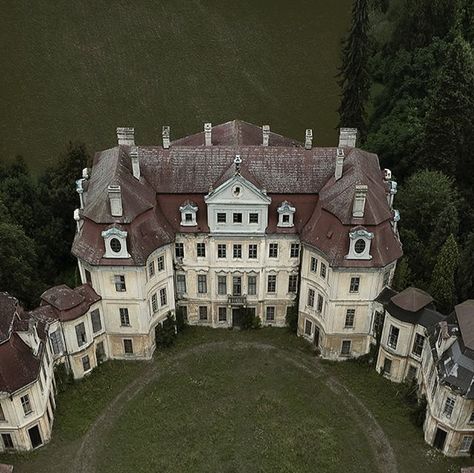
[227, 295, 247, 306]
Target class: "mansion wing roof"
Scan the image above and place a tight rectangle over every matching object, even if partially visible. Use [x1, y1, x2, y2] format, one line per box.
[72, 119, 403, 268]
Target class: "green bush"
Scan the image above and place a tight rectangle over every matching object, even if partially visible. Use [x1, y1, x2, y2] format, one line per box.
[155, 313, 177, 348]
[175, 306, 187, 333]
[285, 303, 298, 333]
[54, 363, 74, 393]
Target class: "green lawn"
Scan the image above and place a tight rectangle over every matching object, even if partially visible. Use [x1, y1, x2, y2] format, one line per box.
[0, 0, 351, 174]
[2, 328, 472, 472]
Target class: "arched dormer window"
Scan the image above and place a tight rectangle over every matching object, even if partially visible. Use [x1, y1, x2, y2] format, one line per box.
[345, 226, 374, 260]
[101, 225, 130, 259]
[179, 201, 198, 227]
[277, 201, 296, 228]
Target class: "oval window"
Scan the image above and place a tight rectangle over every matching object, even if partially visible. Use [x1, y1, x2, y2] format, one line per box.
[110, 238, 122, 253]
[354, 239, 366, 254]
[233, 186, 241, 197]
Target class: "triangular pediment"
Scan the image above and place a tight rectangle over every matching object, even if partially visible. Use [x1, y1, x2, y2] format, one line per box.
[205, 174, 271, 205]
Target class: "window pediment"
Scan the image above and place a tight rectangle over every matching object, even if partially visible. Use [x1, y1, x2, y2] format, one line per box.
[101, 226, 130, 259]
[345, 226, 374, 260]
[277, 201, 296, 227]
[179, 201, 198, 226]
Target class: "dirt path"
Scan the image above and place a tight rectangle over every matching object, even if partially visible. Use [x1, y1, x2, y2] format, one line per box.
[70, 341, 398, 473]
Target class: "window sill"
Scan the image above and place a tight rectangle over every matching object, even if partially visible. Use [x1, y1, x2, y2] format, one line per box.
[120, 324, 131, 328]
[344, 326, 355, 330]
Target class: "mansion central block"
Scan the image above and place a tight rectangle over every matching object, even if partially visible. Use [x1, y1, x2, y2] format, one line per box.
[72, 120, 402, 361]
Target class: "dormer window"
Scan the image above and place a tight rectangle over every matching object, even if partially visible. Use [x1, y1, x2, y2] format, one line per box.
[102, 226, 130, 259]
[277, 201, 296, 228]
[346, 226, 374, 260]
[179, 201, 198, 227]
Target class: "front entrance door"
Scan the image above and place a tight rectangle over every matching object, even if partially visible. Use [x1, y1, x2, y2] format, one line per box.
[433, 427, 447, 451]
[28, 425, 42, 449]
[232, 308, 242, 328]
[314, 327, 320, 347]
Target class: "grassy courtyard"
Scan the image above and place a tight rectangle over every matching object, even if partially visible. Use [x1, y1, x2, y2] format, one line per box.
[1, 328, 472, 472]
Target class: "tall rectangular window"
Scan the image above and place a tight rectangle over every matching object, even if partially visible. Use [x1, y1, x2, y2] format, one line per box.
[217, 213, 226, 223]
[233, 244, 242, 258]
[198, 275, 207, 294]
[148, 261, 155, 278]
[288, 274, 298, 293]
[345, 309, 355, 328]
[175, 243, 184, 258]
[218, 307, 227, 322]
[383, 358, 392, 374]
[269, 243, 278, 258]
[75, 322, 87, 347]
[91, 309, 102, 333]
[412, 333, 425, 357]
[0, 404, 5, 422]
[249, 213, 259, 223]
[249, 244, 258, 259]
[233, 213, 242, 223]
[349, 277, 360, 293]
[388, 325, 399, 349]
[267, 275, 277, 293]
[290, 243, 300, 258]
[317, 294, 324, 313]
[160, 287, 167, 306]
[320, 263, 327, 279]
[469, 412, 474, 424]
[310, 257, 317, 272]
[307, 288, 315, 307]
[82, 355, 91, 372]
[406, 365, 417, 381]
[85, 269, 92, 285]
[248, 275, 257, 295]
[196, 243, 206, 257]
[304, 319, 312, 336]
[21, 394, 32, 416]
[1, 433, 13, 449]
[123, 339, 133, 354]
[266, 307, 275, 321]
[460, 436, 473, 453]
[232, 276, 242, 296]
[199, 306, 208, 321]
[176, 274, 186, 294]
[120, 308, 130, 326]
[157, 255, 165, 271]
[341, 340, 351, 356]
[50, 329, 64, 355]
[383, 270, 390, 287]
[443, 397, 455, 418]
[114, 275, 126, 292]
[217, 275, 227, 295]
[217, 244, 227, 258]
[151, 293, 158, 313]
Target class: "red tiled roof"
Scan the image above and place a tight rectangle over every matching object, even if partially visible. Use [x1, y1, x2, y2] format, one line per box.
[455, 300, 474, 351]
[0, 334, 40, 394]
[72, 120, 402, 268]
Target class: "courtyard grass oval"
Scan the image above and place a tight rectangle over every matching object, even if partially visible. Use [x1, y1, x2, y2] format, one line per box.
[92, 343, 377, 473]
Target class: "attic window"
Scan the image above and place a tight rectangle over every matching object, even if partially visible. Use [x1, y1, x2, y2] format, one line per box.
[101, 227, 130, 259]
[233, 186, 241, 197]
[345, 227, 374, 260]
[179, 201, 198, 227]
[110, 238, 122, 253]
[277, 201, 296, 228]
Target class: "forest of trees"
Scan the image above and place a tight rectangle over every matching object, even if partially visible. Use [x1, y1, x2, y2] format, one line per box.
[0, 145, 90, 307]
[339, 0, 474, 313]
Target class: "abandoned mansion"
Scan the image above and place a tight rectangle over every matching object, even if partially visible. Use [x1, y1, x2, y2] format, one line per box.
[1, 120, 473, 457]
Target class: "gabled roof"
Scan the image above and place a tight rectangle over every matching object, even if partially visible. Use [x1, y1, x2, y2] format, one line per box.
[455, 300, 474, 350]
[391, 287, 433, 313]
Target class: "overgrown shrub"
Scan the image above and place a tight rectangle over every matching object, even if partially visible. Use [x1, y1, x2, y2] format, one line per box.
[240, 307, 261, 330]
[175, 306, 187, 333]
[285, 303, 298, 333]
[54, 363, 74, 393]
[410, 395, 427, 428]
[155, 313, 177, 348]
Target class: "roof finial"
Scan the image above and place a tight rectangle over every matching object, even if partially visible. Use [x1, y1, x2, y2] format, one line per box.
[234, 155, 242, 174]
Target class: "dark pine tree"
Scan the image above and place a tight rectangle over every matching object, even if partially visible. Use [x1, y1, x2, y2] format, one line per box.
[337, 0, 370, 140]
[421, 34, 474, 180]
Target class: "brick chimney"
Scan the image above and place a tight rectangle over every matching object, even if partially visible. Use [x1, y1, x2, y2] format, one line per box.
[108, 184, 123, 217]
[204, 122, 212, 146]
[116, 127, 135, 146]
[130, 147, 140, 180]
[305, 129, 313, 150]
[335, 148, 345, 181]
[262, 125, 270, 146]
[162, 126, 170, 149]
[338, 128, 358, 147]
[352, 185, 368, 218]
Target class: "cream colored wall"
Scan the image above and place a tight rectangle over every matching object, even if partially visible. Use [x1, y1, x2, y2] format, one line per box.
[175, 233, 300, 327]
[298, 244, 393, 359]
